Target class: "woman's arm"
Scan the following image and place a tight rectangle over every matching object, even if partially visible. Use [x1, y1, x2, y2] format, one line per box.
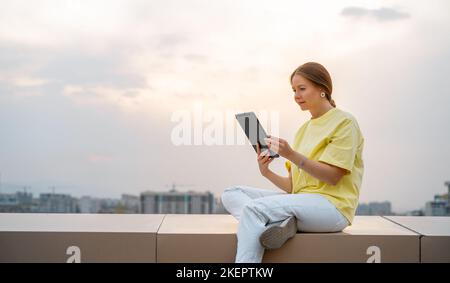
[265, 137, 347, 186]
[287, 151, 347, 186]
[263, 170, 292, 194]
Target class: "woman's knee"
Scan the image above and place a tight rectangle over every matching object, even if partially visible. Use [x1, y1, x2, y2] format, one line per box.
[221, 185, 242, 207]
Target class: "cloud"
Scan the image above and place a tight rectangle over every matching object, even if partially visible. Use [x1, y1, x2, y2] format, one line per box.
[157, 33, 189, 49]
[183, 53, 208, 63]
[0, 40, 150, 103]
[87, 154, 113, 163]
[36, 49, 147, 89]
[341, 6, 410, 22]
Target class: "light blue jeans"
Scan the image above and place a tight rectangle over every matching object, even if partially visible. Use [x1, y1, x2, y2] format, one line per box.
[221, 185, 349, 263]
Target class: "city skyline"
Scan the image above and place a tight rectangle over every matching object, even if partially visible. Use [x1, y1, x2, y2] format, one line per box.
[2, 180, 449, 215]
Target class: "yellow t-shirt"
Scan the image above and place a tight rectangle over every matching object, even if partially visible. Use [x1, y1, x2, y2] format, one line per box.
[285, 108, 364, 225]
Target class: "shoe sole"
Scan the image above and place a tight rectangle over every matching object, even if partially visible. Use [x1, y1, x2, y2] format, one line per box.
[259, 216, 297, 250]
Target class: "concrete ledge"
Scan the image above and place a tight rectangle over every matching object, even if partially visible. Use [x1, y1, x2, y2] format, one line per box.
[385, 216, 450, 263]
[0, 213, 164, 262]
[266, 216, 420, 263]
[157, 215, 420, 263]
[157, 214, 237, 263]
[1, 213, 448, 263]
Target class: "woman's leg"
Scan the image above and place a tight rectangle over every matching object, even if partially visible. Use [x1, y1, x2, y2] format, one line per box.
[235, 193, 349, 263]
[221, 185, 284, 221]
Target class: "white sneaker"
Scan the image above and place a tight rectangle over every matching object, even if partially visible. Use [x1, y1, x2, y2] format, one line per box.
[259, 216, 298, 250]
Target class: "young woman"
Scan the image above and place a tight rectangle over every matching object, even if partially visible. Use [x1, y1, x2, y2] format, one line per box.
[221, 62, 365, 263]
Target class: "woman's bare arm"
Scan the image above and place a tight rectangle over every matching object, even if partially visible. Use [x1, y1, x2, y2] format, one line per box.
[265, 136, 348, 186]
[263, 170, 292, 194]
[287, 151, 347, 186]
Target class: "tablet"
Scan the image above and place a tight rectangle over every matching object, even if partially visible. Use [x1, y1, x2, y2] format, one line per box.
[235, 112, 279, 158]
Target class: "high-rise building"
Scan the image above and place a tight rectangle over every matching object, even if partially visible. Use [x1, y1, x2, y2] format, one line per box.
[140, 190, 214, 214]
[78, 196, 102, 213]
[0, 191, 35, 212]
[119, 194, 140, 213]
[425, 199, 447, 216]
[97, 198, 121, 213]
[424, 182, 449, 216]
[356, 201, 392, 216]
[39, 193, 78, 213]
[78, 194, 140, 214]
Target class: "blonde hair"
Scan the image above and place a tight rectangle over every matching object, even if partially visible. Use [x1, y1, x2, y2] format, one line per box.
[290, 62, 336, 108]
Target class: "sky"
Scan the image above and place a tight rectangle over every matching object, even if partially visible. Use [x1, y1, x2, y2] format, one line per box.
[0, 0, 449, 213]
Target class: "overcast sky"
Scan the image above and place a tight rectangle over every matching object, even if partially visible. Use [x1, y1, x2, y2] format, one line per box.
[0, 0, 449, 213]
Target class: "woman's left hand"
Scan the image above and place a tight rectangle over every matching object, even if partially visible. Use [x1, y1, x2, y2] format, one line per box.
[264, 136, 294, 159]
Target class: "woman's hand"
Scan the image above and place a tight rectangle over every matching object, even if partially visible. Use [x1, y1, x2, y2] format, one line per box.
[256, 143, 273, 177]
[264, 136, 294, 159]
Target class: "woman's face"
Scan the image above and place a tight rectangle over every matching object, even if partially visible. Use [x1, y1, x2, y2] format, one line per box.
[291, 74, 321, 110]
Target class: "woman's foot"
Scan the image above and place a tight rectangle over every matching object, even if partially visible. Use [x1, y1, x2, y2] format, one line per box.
[259, 216, 297, 250]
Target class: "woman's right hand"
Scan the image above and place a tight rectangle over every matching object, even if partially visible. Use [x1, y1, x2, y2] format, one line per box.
[256, 143, 273, 177]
